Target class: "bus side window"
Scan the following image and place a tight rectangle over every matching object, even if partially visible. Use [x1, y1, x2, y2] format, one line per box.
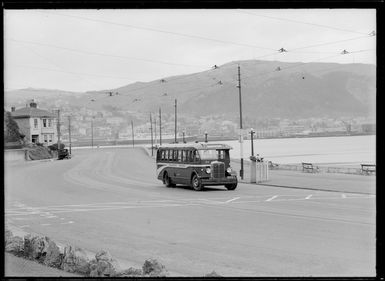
[166, 150, 170, 161]
[173, 150, 177, 161]
[178, 150, 182, 162]
[181, 150, 186, 163]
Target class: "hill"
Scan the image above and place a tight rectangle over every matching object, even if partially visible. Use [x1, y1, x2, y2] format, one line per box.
[4, 60, 376, 121]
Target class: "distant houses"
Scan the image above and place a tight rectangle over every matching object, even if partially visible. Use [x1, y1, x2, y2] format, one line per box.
[11, 100, 58, 146]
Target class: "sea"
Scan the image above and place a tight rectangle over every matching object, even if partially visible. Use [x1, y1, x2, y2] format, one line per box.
[216, 135, 376, 166]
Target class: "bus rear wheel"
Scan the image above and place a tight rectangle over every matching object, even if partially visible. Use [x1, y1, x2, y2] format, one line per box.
[225, 182, 237, 190]
[191, 174, 204, 191]
[164, 173, 175, 188]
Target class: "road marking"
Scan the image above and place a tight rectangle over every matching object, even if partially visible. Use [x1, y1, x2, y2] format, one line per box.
[266, 195, 278, 202]
[305, 195, 312, 200]
[19, 225, 30, 228]
[61, 221, 74, 225]
[224, 197, 240, 203]
[41, 223, 51, 226]
[342, 194, 347, 198]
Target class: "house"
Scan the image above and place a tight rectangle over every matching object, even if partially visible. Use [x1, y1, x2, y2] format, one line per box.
[11, 100, 58, 145]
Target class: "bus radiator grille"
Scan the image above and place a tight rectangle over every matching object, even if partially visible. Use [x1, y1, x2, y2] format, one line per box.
[211, 162, 225, 179]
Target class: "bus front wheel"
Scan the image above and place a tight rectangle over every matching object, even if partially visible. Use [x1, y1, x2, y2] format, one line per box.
[191, 174, 204, 191]
[164, 173, 175, 188]
[225, 183, 237, 190]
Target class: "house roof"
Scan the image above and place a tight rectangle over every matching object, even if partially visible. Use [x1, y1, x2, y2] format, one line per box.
[11, 107, 56, 119]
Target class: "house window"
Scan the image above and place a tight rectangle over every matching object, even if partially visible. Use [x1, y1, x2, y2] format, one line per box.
[48, 119, 52, 127]
[49, 134, 53, 143]
[44, 134, 48, 143]
[43, 119, 47, 127]
[34, 119, 38, 129]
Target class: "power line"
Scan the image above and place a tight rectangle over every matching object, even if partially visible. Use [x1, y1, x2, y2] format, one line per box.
[237, 10, 371, 36]
[35, 10, 276, 51]
[11, 64, 132, 80]
[7, 38, 207, 68]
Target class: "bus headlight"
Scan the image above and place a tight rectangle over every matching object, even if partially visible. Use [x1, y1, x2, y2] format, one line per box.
[226, 167, 232, 173]
[206, 167, 211, 174]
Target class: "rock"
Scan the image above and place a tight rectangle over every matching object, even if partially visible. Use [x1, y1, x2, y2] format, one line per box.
[205, 270, 222, 277]
[5, 236, 24, 255]
[95, 250, 113, 262]
[23, 235, 50, 261]
[142, 258, 168, 277]
[115, 267, 143, 277]
[43, 239, 63, 268]
[88, 250, 121, 277]
[61, 245, 90, 275]
[5, 229, 13, 243]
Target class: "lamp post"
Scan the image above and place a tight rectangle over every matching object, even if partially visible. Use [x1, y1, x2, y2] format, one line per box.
[204, 131, 208, 143]
[250, 128, 255, 157]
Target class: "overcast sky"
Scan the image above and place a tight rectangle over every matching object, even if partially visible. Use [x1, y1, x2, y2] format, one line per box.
[4, 9, 376, 92]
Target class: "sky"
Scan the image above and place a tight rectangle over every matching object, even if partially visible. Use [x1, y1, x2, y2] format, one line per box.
[4, 9, 376, 92]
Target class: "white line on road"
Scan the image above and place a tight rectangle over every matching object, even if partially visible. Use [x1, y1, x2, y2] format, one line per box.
[342, 194, 347, 198]
[19, 225, 30, 228]
[61, 221, 74, 224]
[41, 223, 51, 226]
[266, 195, 278, 202]
[305, 195, 312, 200]
[224, 197, 240, 203]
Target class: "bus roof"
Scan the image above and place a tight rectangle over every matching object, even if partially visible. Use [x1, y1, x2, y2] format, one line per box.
[158, 142, 233, 150]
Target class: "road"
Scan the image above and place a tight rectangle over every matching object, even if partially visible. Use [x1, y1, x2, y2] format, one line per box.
[4, 147, 376, 276]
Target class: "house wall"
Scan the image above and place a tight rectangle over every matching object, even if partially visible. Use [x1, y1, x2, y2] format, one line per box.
[14, 118, 31, 142]
[14, 117, 58, 144]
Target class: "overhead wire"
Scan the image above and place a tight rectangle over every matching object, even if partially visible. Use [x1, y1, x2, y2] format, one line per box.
[237, 10, 371, 36]
[6, 38, 207, 68]
[34, 10, 276, 51]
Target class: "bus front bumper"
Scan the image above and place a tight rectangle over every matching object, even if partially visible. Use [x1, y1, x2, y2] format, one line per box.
[201, 176, 237, 186]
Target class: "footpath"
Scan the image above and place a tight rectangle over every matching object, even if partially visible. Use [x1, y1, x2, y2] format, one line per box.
[232, 161, 376, 195]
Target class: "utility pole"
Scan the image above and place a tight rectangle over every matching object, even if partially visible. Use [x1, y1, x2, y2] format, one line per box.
[154, 117, 157, 146]
[56, 110, 61, 159]
[150, 113, 154, 156]
[131, 120, 134, 148]
[159, 108, 162, 146]
[174, 99, 177, 143]
[237, 64, 244, 179]
[91, 119, 94, 148]
[68, 115, 72, 155]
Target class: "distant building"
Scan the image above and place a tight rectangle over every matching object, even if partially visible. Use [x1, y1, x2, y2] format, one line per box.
[361, 123, 376, 133]
[11, 100, 58, 145]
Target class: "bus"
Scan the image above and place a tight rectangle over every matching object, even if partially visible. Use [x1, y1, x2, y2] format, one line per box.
[156, 142, 238, 191]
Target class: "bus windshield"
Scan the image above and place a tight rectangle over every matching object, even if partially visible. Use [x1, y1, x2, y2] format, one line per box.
[198, 149, 221, 160]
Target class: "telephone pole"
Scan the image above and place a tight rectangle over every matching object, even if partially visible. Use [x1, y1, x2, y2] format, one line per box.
[131, 120, 134, 148]
[174, 99, 177, 143]
[91, 119, 94, 148]
[237, 64, 244, 179]
[159, 108, 162, 146]
[68, 115, 72, 155]
[154, 116, 157, 146]
[57, 109, 61, 157]
[150, 113, 154, 156]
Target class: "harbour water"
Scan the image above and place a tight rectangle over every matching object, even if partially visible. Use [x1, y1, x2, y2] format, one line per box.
[216, 135, 376, 166]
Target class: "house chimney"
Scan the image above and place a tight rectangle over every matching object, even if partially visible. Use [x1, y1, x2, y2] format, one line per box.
[11, 107, 15, 112]
[29, 99, 37, 108]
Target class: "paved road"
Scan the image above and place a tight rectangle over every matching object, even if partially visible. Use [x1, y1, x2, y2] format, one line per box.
[5, 147, 376, 276]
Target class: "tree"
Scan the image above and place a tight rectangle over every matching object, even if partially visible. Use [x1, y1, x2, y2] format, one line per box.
[4, 111, 23, 143]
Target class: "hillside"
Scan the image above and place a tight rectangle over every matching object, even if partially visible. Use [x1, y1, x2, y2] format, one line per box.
[4, 60, 376, 120]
